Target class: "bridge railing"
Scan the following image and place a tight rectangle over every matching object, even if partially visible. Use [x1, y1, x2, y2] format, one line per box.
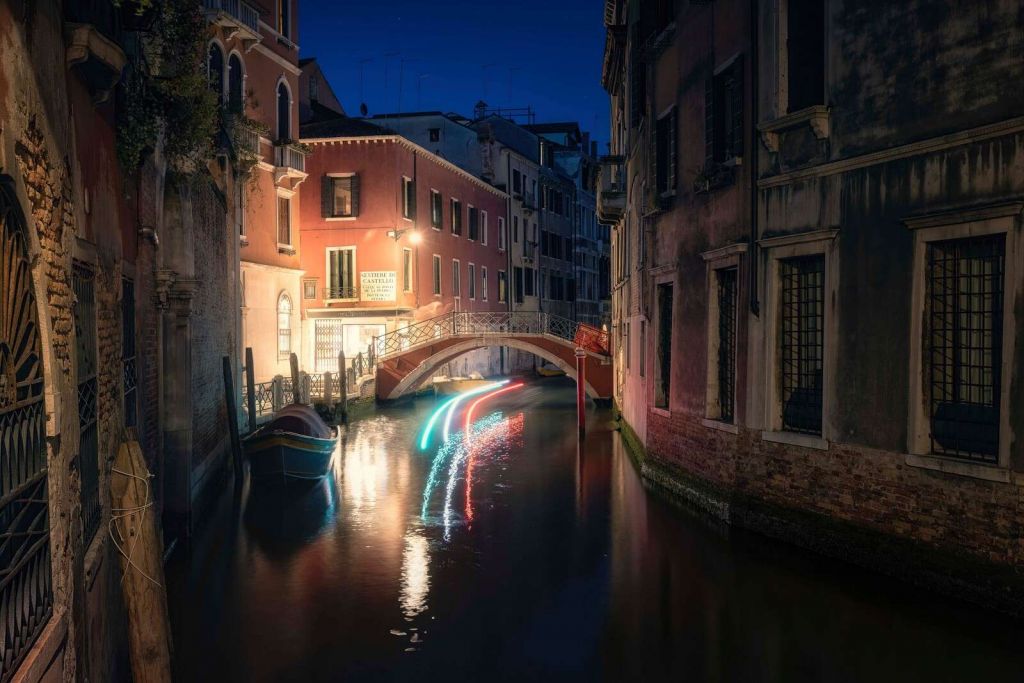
[372, 311, 609, 361]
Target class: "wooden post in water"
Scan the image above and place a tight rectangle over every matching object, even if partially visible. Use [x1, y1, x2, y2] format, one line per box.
[244, 347, 256, 433]
[575, 347, 586, 436]
[222, 356, 243, 480]
[289, 352, 301, 404]
[338, 350, 349, 424]
[324, 371, 334, 405]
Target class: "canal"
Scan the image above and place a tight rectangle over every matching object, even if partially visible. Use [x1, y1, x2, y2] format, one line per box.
[169, 378, 1024, 681]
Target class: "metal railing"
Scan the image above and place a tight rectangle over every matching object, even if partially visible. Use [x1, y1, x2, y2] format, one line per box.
[203, 0, 259, 34]
[231, 122, 261, 159]
[323, 286, 358, 301]
[274, 141, 306, 172]
[373, 311, 610, 360]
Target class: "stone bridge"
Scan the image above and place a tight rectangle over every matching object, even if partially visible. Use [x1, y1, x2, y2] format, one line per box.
[373, 312, 613, 402]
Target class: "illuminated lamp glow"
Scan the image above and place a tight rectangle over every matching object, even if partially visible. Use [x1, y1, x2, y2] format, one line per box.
[464, 383, 524, 436]
[440, 381, 509, 443]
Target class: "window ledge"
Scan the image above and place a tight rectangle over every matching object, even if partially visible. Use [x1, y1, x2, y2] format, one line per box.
[278, 246, 296, 255]
[761, 430, 828, 451]
[324, 298, 358, 304]
[239, 236, 249, 246]
[758, 105, 830, 152]
[904, 453, 1013, 484]
[702, 418, 739, 434]
[650, 406, 671, 418]
[325, 216, 357, 222]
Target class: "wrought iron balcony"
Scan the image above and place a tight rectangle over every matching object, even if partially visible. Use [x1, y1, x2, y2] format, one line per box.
[597, 155, 626, 224]
[323, 286, 358, 301]
[203, 0, 261, 50]
[230, 121, 261, 160]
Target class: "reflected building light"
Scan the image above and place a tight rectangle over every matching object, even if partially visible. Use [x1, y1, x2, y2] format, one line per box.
[344, 434, 389, 514]
[400, 531, 430, 619]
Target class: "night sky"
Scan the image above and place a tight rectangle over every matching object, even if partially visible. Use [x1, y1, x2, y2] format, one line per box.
[299, 0, 609, 150]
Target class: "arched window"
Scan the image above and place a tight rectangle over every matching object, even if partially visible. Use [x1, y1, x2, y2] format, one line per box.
[277, 292, 292, 359]
[208, 42, 225, 106]
[276, 81, 290, 141]
[227, 53, 244, 113]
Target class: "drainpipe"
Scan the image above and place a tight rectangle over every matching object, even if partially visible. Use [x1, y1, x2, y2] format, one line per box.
[749, 0, 760, 316]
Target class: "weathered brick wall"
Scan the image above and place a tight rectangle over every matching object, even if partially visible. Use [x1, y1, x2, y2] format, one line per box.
[190, 179, 234, 467]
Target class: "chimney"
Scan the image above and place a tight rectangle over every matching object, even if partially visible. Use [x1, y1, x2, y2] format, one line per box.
[591, 140, 598, 157]
[474, 100, 488, 120]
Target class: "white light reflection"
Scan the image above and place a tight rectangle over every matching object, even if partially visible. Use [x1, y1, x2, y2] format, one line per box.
[399, 531, 430, 619]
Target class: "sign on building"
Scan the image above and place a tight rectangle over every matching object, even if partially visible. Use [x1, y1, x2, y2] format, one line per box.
[360, 271, 396, 302]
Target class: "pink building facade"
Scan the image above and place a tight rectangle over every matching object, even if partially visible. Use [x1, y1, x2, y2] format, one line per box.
[299, 119, 509, 378]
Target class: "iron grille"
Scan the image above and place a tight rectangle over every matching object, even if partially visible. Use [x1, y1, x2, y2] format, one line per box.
[122, 278, 137, 428]
[0, 185, 52, 681]
[73, 266, 101, 545]
[314, 320, 345, 373]
[927, 235, 1004, 462]
[656, 284, 673, 408]
[779, 255, 824, 435]
[717, 269, 737, 423]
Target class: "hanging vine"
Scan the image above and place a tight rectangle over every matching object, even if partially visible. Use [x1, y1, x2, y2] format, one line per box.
[115, 0, 218, 174]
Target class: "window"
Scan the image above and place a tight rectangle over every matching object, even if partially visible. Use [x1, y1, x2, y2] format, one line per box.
[524, 267, 535, 297]
[323, 175, 359, 218]
[785, 0, 825, 113]
[430, 190, 443, 229]
[925, 235, 1005, 462]
[468, 263, 476, 299]
[326, 247, 356, 299]
[429, 127, 440, 142]
[513, 215, 519, 243]
[468, 206, 479, 240]
[276, 80, 290, 141]
[481, 266, 488, 301]
[639, 320, 646, 378]
[227, 53, 243, 113]
[706, 58, 744, 166]
[711, 269, 737, 422]
[277, 195, 291, 246]
[452, 259, 461, 297]
[208, 43, 224, 106]
[779, 255, 825, 435]
[73, 265, 100, 544]
[498, 270, 508, 303]
[656, 107, 678, 196]
[277, 0, 290, 39]
[278, 293, 292, 359]
[402, 176, 416, 220]
[513, 267, 524, 304]
[432, 254, 442, 295]
[303, 279, 317, 299]
[122, 277, 137, 428]
[403, 248, 413, 292]
[498, 217, 506, 250]
[481, 211, 488, 245]
[451, 198, 462, 235]
[513, 169, 522, 194]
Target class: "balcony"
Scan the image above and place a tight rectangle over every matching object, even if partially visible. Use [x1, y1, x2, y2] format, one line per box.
[596, 155, 626, 224]
[203, 0, 261, 51]
[230, 120, 262, 161]
[273, 141, 308, 187]
[323, 286, 358, 302]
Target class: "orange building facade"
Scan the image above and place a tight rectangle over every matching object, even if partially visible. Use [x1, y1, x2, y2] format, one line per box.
[299, 120, 510, 377]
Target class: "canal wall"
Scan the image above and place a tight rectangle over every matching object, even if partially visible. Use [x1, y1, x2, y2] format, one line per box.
[615, 409, 1024, 617]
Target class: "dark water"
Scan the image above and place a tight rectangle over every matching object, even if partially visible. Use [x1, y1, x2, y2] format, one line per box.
[170, 379, 1024, 682]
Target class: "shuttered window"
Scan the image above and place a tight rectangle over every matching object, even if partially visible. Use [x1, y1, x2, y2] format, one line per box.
[430, 190, 443, 229]
[706, 57, 744, 167]
[655, 107, 677, 196]
[468, 206, 479, 241]
[322, 175, 359, 218]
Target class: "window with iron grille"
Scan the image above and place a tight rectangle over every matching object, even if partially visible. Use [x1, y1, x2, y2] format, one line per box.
[122, 277, 137, 428]
[655, 283, 673, 407]
[926, 235, 1005, 462]
[716, 269, 737, 423]
[779, 255, 824, 435]
[0, 184, 53, 677]
[277, 293, 292, 359]
[73, 264, 101, 545]
[655, 107, 677, 196]
[705, 57, 744, 167]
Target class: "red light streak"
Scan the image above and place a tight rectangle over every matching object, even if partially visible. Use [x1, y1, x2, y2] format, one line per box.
[462, 384, 523, 524]
[463, 383, 524, 436]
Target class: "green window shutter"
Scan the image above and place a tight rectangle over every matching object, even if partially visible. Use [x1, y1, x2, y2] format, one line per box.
[322, 176, 332, 217]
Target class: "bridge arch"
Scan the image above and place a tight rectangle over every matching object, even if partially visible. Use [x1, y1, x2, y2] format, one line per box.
[380, 337, 604, 401]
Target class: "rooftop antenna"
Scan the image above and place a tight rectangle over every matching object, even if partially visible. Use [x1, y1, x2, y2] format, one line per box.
[383, 51, 400, 96]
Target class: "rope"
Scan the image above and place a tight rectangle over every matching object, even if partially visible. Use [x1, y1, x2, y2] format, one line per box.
[108, 465, 163, 589]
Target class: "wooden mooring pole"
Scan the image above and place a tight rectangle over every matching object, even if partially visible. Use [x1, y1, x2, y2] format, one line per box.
[290, 352, 301, 404]
[244, 347, 256, 433]
[222, 356, 243, 481]
[338, 349, 349, 424]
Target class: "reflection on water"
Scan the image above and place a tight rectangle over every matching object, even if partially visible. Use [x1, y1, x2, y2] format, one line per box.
[171, 380, 1024, 682]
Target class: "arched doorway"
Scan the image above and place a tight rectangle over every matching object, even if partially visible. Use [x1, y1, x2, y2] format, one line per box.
[0, 177, 52, 674]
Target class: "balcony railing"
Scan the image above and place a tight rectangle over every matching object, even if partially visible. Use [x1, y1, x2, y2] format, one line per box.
[274, 141, 307, 173]
[203, 0, 259, 35]
[597, 155, 626, 224]
[323, 286, 358, 301]
[231, 121, 261, 159]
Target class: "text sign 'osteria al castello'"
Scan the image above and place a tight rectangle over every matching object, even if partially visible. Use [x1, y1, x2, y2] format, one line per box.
[360, 271, 397, 302]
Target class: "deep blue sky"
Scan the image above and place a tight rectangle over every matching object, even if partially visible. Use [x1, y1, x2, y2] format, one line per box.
[298, 0, 609, 149]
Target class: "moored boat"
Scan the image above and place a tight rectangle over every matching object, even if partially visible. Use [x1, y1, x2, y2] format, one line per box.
[244, 403, 337, 481]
